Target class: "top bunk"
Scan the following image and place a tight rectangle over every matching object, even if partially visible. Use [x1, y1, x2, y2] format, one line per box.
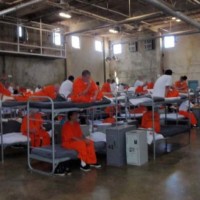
[27, 97, 112, 113]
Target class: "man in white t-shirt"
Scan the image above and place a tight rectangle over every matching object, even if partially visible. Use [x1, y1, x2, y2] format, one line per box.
[59, 75, 74, 99]
[153, 69, 173, 98]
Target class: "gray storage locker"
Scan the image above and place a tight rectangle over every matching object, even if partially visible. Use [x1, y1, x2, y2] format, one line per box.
[126, 129, 148, 166]
[106, 125, 136, 167]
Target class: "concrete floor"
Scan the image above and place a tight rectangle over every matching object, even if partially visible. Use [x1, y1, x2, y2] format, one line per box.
[0, 129, 200, 200]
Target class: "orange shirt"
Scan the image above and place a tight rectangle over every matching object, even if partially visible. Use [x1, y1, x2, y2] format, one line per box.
[175, 81, 188, 92]
[103, 117, 116, 124]
[62, 121, 83, 147]
[147, 82, 154, 89]
[34, 85, 57, 100]
[21, 113, 43, 135]
[141, 111, 160, 133]
[101, 82, 112, 95]
[130, 106, 147, 114]
[166, 88, 179, 97]
[71, 77, 99, 103]
[0, 82, 11, 96]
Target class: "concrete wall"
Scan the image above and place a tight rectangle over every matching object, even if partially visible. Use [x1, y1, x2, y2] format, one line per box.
[66, 36, 105, 84]
[163, 33, 200, 82]
[106, 34, 162, 85]
[0, 55, 65, 88]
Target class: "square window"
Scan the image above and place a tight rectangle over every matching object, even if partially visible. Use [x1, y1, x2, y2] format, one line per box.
[71, 36, 80, 49]
[113, 44, 122, 54]
[164, 36, 175, 48]
[53, 32, 61, 46]
[95, 40, 102, 52]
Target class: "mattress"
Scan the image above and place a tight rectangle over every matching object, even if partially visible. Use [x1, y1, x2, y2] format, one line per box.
[160, 125, 190, 137]
[160, 113, 185, 120]
[29, 98, 111, 109]
[31, 142, 106, 159]
[120, 113, 143, 118]
[129, 97, 152, 106]
[2, 101, 27, 108]
[0, 132, 28, 145]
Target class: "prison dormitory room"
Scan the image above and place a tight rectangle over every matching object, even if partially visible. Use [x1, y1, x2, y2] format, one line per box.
[1, 1, 200, 200]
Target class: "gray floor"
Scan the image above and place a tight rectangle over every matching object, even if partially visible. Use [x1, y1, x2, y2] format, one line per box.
[0, 129, 200, 200]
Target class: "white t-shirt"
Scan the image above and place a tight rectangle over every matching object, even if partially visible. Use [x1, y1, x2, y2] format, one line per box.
[59, 80, 73, 98]
[179, 100, 194, 111]
[153, 75, 172, 97]
[134, 80, 144, 87]
[110, 83, 117, 93]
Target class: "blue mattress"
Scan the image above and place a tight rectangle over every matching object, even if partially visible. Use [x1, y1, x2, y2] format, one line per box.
[31, 142, 106, 160]
[161, 125, 190, 137]
[29, 98, 111, 109]
[2, 101, 27, 107]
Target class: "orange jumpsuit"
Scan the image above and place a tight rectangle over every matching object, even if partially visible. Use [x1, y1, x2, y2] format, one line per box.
[179, 110, 197, 126]
[0, 82, 11, 96]
[135, 86, 147, 95]
[129, 106, 147, 114]
[166, 88, 179, 97]
[21, 113, 50, 147]
[15, 85, 57, 101]
[101, 82, 113, 97]
[71, 77, 103, 103]
[175, 81, 188, 93]
[141, 111, 160, 133]
[103, 117, 116, 124]
[62, 121, 97, 164]
[147, 82, 154, 89]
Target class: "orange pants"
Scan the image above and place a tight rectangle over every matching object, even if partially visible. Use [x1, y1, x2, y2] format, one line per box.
[24, 130, 50, 147]
[179, 110, 197, 126]
[66, 140, 97, 164]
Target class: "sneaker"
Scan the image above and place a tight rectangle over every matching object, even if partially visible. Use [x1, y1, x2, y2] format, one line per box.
[65, 168, 72, 175]
[80, 164, 91, 172]
[54, 171, 65, 176]
[90, 163, 101, 169]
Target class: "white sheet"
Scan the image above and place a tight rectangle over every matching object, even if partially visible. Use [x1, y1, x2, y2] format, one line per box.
[129, 97, 152, 106]
[87, 132, 106, 142]
[160, 113, 185, 120]
[164, 97, 181, 101]
[147, 130, 164, 145]
[120, 113, 143, 118]
[0, 132, 29, 145]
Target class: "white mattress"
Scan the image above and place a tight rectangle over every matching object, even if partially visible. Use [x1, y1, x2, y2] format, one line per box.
[0, 132, 29, 145]
[160, 113, 185, 120]
[129, 97, 152, 106]
[164, 97, 181, 101]
[120, 113, 143, 118]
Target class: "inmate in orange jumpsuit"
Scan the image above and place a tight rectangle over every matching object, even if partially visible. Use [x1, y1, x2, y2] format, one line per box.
[141, 111, 160, 133]
[129, 106, 147, 114]
[135, 86, 147, 95]
[101, 82, 112, 97]
[166, 88, 179, 97]
[178, 111, 197, 126]
[147, 82, 154, 89]
[15, 85, 57, 101]
[21, 113, 50, 147]
[62, 121, 97, 164]
[0, 82, 11, 96]
[175, 81, 188, 93]
[71, 77, 103, 103]
[102, 117, 116, 124]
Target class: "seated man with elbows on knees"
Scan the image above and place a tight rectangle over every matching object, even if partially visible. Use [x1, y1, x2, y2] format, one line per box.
[62, 111, 101, 172]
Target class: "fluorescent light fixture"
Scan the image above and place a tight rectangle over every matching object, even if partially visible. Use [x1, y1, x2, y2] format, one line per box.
[114, 71, 117, 77]
[18, 26, 23, 37]
[176, 19, 181, 22]
[172, 17, 176, 20]
[59, 12, 71, 19]
[116, 77, 119, 85]
[109, 29, 118, 34]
